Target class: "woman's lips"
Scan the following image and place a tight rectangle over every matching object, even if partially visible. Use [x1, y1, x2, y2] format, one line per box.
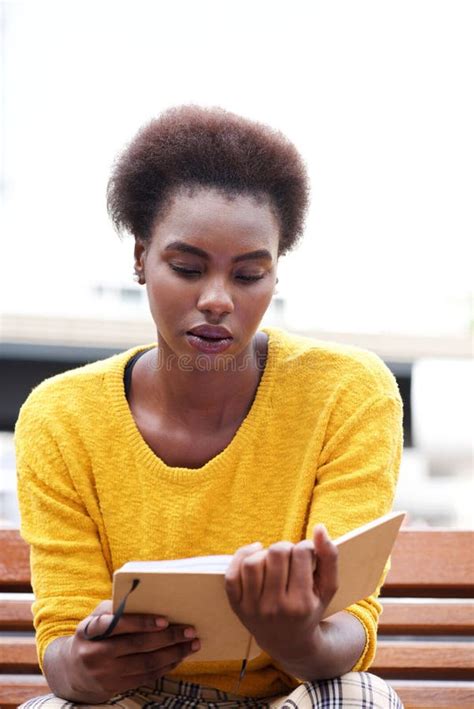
[187, 324, 232, 339]
[185, 332, 233, 354]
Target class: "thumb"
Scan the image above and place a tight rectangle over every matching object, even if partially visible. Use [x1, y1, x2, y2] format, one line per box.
[312, 524, 338, 608]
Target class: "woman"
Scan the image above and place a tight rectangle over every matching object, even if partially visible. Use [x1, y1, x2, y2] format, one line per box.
[15, 106, 403, 708]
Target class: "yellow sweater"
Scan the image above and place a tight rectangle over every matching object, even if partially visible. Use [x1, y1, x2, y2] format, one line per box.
[15, 326, 403, 698]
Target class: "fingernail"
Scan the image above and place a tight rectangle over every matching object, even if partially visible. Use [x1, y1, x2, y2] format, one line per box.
[191, 639, 201, 651]
[184, 627, 196, 639]
[155, 617, 169, 629]
[249, 542, 263, 549]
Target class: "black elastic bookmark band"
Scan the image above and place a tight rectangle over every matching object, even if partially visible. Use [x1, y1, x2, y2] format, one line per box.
[234, 632, 253, 693]
[236, 658, 248, 691]
[85, 578, 141, 641]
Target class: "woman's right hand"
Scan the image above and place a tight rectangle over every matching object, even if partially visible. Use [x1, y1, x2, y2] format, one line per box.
[63, 600, 201, 703]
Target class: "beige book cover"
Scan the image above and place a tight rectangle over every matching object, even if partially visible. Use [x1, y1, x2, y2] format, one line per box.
[112, 510, 405, 662]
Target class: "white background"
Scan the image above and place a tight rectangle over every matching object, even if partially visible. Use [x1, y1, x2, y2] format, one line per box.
[1, 0, 473, 335]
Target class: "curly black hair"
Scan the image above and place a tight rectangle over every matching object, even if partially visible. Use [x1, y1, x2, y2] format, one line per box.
[107, 105, 309, 256]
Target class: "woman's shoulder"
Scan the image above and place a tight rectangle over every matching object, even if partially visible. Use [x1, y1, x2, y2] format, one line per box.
[15, 343, 153, 428]
[265, 326, 400, 401]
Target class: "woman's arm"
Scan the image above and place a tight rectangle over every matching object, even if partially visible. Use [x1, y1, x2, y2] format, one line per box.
[15, 399, 200, 701]
[43, 636, 91, 703]
[225, 525, 366, 682]
[273, 611, 366, 681]
[226, 389, 403, 680]
[304, 391, 404, 672]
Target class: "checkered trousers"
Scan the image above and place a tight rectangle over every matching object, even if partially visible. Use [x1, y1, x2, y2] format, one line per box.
[18, 673, 403, 708]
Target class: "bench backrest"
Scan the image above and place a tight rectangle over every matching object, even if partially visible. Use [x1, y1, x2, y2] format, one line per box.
[1, 528, 474, 708]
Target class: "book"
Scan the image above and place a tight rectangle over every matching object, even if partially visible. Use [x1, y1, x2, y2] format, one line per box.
[112, 510, 405, 662]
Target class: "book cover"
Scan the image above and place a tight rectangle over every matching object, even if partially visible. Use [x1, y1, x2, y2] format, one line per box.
[112, 510, 405, 662]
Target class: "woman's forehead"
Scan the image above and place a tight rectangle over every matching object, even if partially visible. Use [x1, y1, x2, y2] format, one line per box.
[151, 187, 280, 254]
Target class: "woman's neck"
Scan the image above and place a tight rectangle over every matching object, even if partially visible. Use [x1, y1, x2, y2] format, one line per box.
[136, 332, 268, 432]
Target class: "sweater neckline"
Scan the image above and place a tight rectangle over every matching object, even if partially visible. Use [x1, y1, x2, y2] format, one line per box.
[106, 327, 279, 482]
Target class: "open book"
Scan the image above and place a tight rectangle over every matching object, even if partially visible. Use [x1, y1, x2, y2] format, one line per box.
[112, 510, 405, 662]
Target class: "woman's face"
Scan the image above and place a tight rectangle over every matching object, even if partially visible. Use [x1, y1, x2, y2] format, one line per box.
[134, 187, 280, 364]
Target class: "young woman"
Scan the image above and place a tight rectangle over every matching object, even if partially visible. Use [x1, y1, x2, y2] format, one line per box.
[15, 106, 404, 708]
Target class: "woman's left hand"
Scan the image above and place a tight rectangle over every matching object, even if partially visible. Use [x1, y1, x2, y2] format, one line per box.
[224, 525, 338, 664]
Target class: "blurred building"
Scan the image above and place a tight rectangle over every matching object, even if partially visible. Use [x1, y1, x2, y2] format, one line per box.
[1, 293, 472, 529]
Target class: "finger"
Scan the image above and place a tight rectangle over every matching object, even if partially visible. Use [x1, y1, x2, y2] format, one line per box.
[80, 613, 114, 640]
[91, 600, 114, 615]
[118, 637, 200, 677]
[225, 542, 263, 606]
[261, 542, 293, 599]
[240, 549, 267, 607]
[77, 611, 169, 641]
[109, 623, 199, 658]
[312, 524, 338, 607]
[76, 600, 114, 639]
[287, 539, 315, 597]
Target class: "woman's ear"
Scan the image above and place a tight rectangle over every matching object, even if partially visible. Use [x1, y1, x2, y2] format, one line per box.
[133, 239, 147, 284]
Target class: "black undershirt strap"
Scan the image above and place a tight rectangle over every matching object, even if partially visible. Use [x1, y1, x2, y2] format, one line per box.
[124, 349, 148, 401]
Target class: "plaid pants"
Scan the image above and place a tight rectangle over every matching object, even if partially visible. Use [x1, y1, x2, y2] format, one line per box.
[18, 673, 403, 708]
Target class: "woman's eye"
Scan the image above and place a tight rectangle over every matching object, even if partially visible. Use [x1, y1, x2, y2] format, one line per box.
[169, 264, 264, 283]
[170, 265, 201, 277]
[236, 274, 265, 283]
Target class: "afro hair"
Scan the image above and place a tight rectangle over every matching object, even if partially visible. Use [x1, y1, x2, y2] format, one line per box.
[107, 105, 309, 256]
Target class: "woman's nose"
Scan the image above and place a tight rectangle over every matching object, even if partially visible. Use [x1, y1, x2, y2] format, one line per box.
[196, 278, 234, 316]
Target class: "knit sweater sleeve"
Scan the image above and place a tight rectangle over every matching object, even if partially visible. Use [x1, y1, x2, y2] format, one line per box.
[306, 370, 404, 672]
[14, 389, 113, 672]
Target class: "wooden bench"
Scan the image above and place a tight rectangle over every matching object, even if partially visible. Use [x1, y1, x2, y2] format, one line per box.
[1, 528, 473, 709]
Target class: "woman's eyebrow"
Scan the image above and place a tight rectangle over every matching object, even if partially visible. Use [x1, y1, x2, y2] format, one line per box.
[164, 241, 273, 262]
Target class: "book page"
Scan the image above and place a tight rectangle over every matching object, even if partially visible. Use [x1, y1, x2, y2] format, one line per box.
[120, 555, 234, 574]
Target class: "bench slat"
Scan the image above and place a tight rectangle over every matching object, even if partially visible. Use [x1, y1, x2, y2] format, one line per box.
[3, 599, 474, 636]
[388, 679, 474, 708]
[0, 598, 34, 631]
[373, 640, 474, 679]
[3, 635, 474, 678]
[3, 528, 474, 594]
[379, 600, 474, 634]
[0, 637, 39, 673]
[384, 531, 474, 596]
[0, 675, 50, 709]
[0, 530, 31, 591]
[4, 599, 471, 636]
